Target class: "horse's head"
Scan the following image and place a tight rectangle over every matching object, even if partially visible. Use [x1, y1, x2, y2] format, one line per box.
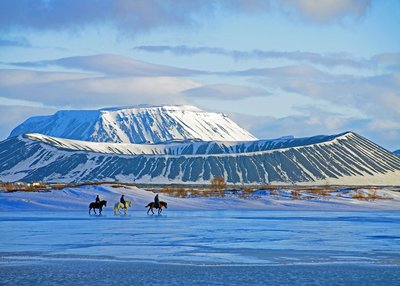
[127, 201, 132, 207]
[164, 202, 168, 209]
[102, 200, 107, 207]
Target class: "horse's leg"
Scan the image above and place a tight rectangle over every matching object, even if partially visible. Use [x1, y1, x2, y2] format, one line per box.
[89, 207, 91, 215]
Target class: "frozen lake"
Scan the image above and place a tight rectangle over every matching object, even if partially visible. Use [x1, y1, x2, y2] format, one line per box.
[1, 210, 400, 285]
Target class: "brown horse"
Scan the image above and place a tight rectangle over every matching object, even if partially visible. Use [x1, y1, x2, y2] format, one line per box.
[89, 200, 107, 215]
[146, 201, 167, 215]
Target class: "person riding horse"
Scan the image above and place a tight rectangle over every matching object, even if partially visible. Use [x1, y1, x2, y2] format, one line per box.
[120, 195, 126, 209]
[154, 194, 160, 208]
[95, 195, 100, 204]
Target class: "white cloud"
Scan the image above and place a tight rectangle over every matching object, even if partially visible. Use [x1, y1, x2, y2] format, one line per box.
[0, 69, 96, 86]
[184, 84, 269, 100]
[2, 54, 398, 150]
[371, 53, 400, 72]
[0, 105, 56, 140]
[136, 45, 395, 71]
[0, 0, 375, 36]
[368, 119, 400, 130]
[0, 69, 200, 108]
[279, 0, 372, 23]
[247, 65, 400, 120]
[11, 54, 201, 77]
[229, 109, 400, 150]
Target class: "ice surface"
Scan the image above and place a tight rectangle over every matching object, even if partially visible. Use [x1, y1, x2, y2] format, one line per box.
[1, 210, 400, 265]
[1, 184, 400, 284]
[1, 261, 399, 286]
[1, 210, 400, 285]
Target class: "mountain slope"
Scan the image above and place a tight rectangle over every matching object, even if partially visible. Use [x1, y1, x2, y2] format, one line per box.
[394, 149, 400, 156]
[24, 132, 347, 156]
[1, 132, 399, 185]
[10, 105, 257, 143]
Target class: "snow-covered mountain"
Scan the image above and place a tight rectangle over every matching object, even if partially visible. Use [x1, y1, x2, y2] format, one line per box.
[10, 105, 257, 143]
[3, 104, 400, 185]
[1, 132, 399, 185]
[24, 132, 345, 156]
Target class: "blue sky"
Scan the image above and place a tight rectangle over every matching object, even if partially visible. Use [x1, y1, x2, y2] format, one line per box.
[0, 0, 399, 150]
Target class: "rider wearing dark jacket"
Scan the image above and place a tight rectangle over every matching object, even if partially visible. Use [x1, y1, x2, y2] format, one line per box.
[154, 194, 160, 208]
[120, 195, 126, 208]
[95, 195, 100, 204]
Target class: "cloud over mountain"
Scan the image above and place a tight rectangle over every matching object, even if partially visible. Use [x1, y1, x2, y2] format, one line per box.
[135, 45, 399, 72]
[184, 84, 269, 100]
[11, 54, 201, 77]
[0, 69, 199, 108]
[0, 0, 374, 36]
[2, 52, 399, 150]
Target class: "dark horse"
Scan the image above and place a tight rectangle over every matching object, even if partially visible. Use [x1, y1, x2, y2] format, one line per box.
[89, 200, 107, 215]
[146, 201, 167, 215]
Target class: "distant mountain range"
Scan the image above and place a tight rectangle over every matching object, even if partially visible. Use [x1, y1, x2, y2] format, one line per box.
[394, 150, 400, 156]
[1, 105, 400, 185]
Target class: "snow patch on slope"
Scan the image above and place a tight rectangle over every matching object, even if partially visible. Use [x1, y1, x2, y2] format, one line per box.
[23, 132, 350, 156]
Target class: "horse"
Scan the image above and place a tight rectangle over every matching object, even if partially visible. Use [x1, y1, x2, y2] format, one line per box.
[89, 200, 107, 215]
[146, 201, 167, 215]
[114, 200, 132, 215]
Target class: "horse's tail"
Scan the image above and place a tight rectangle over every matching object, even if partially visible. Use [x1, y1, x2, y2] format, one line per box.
[145, 203, 151, 208]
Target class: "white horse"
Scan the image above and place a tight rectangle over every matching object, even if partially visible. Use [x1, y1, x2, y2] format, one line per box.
[114, 200, 132, 215]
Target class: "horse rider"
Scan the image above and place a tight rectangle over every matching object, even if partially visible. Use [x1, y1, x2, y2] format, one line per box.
[95, 195, 100, 204]
[120, 195, 126, 208]
[154, 194, 160, 208]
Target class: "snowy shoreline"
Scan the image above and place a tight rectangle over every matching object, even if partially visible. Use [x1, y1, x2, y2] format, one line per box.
[1, 184, 399, 212]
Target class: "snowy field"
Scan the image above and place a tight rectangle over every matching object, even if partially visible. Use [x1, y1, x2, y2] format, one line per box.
[1, 184, 400, 285]
[1, 184, 400, 211]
